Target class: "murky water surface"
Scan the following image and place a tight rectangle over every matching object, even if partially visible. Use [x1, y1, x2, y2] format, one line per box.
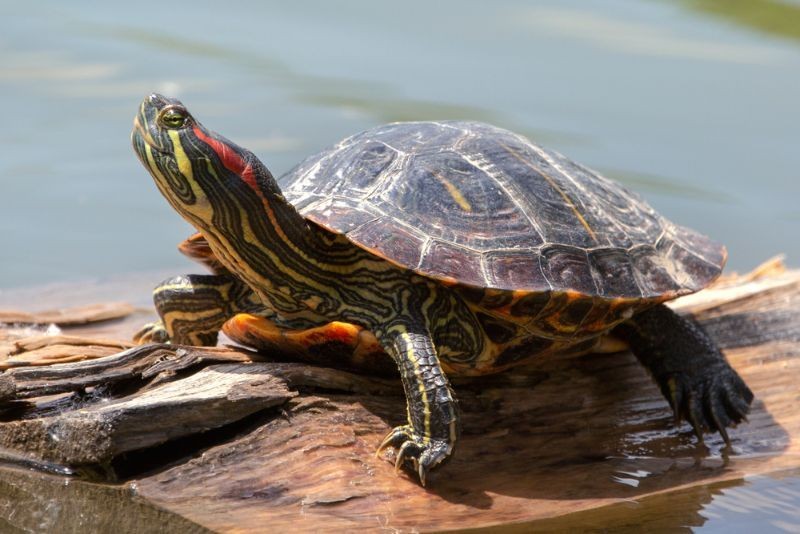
[1, 0, 799, 531]
[1, 0, 799, 289]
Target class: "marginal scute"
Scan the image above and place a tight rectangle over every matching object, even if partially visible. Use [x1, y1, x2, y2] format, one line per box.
[419, 240, 484, 288]
[347, 218, 426, 269]
[479, 289, 514, 310]
[665, 241, 721, 292]
[281, 120, 726, 300]
[485, 250, 550, 291]
[589, 249, 642, 298]
[539, 245, 598, 295]
[630, 244, 682, 297]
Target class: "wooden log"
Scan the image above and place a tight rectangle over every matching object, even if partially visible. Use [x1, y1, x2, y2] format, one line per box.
[0, 344, 253, 402]
[0, 364, 294, 467]
[0, 261, 796, 531]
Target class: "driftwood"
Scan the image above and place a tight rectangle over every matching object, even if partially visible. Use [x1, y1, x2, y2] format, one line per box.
[0, 259, 797, 531]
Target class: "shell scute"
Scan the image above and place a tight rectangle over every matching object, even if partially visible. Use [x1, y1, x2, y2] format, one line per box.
[484, 249, 549, 291]
[589, 248, 642, 299]
[539, 245, 598, 295]
[419, 240, 484, 288]
[346, 217, 426, 268]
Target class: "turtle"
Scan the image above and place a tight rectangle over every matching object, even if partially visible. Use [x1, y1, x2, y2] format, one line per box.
[131, 93, 754, 485]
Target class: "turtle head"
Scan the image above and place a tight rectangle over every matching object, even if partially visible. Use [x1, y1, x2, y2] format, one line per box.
[132, 93, 282, 224]
[132, 93, 193, 155]
[132, 94, 322, 297]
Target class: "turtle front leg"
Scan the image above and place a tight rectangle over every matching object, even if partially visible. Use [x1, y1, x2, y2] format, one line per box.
[613, 304, 754, 443]
[376, 322, 460, 486]
[134, 273, 265, 346]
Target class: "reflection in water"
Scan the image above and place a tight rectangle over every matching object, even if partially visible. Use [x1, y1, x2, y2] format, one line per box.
[0, 466, 209, 533]
[466, 469, 800, 533]
[700, 470, 800, 532]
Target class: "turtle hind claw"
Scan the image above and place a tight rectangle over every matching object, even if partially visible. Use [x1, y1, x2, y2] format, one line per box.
[666, 364, 753, 445]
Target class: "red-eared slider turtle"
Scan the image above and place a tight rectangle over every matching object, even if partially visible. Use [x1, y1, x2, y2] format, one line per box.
[131, 94, 753, 485]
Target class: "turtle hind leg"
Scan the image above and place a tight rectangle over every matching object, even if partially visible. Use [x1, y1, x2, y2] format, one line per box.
[222, 313, 395, 375]
[613, 303, 754, 444]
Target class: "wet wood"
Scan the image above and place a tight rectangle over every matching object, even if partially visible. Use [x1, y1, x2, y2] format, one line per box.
[0, 260, 797, 532]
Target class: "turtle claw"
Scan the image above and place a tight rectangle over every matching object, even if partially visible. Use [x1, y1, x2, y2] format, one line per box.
[665, 362, 753, 445]
[377, 425, 453, 486]
[133, 321, 170, 345]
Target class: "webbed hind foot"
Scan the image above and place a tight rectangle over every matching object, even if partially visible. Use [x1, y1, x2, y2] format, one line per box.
[614, 303, 754, 444]
[663, 357, 753, 443]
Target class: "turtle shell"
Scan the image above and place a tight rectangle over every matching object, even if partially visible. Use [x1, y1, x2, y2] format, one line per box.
[280, 121, 725, 300]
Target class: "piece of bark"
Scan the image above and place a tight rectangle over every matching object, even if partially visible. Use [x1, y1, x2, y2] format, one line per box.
[0, 302, 135, 326]
[0, 364, 294, 466]
[0, 344, 253, 403]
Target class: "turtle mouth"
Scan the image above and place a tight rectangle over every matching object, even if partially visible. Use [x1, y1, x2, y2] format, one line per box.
[132, 93, 182, 155]
[131, 113, 170, 155]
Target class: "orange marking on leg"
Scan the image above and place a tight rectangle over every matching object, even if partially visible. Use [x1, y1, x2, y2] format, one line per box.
[223, 314, 393, 373]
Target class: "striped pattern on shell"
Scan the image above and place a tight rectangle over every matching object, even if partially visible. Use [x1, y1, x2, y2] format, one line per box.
[280, 121, 725, 300]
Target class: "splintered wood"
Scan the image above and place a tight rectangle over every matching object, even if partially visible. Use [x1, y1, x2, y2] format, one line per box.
[0, 262, 797, 532]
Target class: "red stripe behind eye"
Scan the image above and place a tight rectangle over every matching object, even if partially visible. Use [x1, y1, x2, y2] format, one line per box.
[193, 126, 260, 193]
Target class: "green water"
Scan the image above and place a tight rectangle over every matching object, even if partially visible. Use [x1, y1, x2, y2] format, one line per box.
[1, 0, 799, 289]
[1, 1, 800, 531]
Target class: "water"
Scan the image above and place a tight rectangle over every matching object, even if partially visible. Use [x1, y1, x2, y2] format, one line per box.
[491, 468, 800, 533]
[1, 0, 799, 289]
[1, 1, 799, 530]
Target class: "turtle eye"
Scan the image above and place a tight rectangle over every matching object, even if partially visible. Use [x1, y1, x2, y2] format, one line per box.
[159, 107, 188, 129]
